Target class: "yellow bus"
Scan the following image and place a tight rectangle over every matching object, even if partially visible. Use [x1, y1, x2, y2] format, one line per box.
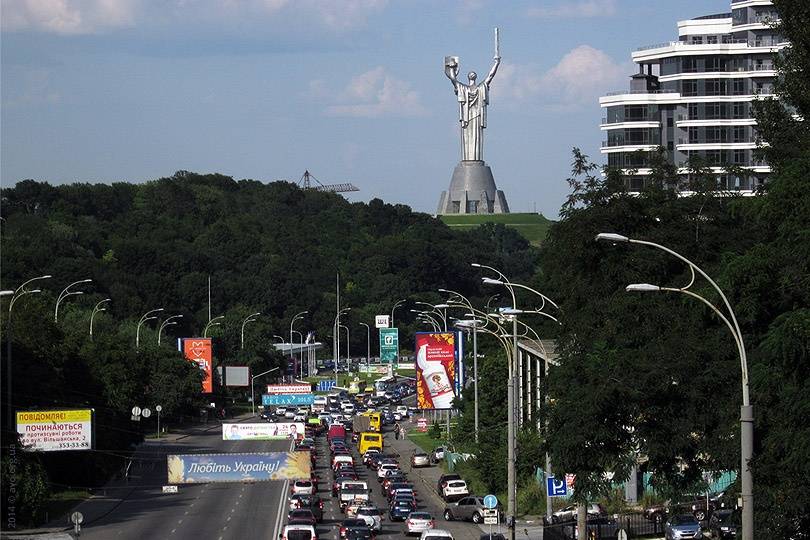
[367, 412, 381, 432]
[358, 432, 383, 454]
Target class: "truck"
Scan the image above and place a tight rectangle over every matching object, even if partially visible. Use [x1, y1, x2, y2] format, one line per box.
[327, 423, 346, 443]
[353, 412, 381, 433]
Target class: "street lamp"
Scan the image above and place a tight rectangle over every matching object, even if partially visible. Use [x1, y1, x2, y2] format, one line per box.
[251, 366, 280, 416]
[340, 324, 350, 371]
[137, 308, 164, 348]
[391, 299, 406, 326]
[290, 310, 307, 379]
[598, 232, 753, 540]
[158, 315, 183, 345]
[203, 315, 224, 338]
[5, 274, 52, 429]
[273, 335, 285, 343]
[334, 307, 350, 387]
[292, 329, 303, 378]
[54, 279, 92, 322]
[89, 298, 111, 340]
[359, 322, 371, 373]
[241, 312, 262, 350]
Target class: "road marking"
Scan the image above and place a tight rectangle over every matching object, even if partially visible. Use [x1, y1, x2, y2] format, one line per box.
[171, 529, 176, 534]
[177, 519, 183, 524]
[227, 516, 232, 522]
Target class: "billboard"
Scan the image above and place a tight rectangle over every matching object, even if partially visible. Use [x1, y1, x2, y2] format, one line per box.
[379, 328, 399, 364]
[181, 338, 213, 393]
[262, 394, 315, 406]
[375, 315, 390, 328]
[216, 366, 250, 387]
[415, 332, 456, 409]
[266, 384, 311, 395]
[222, 423, 305, 441]
[167, 452, 310, 484]
[16, 409, 93, 452]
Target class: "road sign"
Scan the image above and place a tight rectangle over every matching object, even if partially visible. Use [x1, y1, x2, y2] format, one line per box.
[547, 476, 568, 497]
[70, 512, 83, 524]
[141, 408, 152, 418]
[131, 406, 141, 416]
[379, 328, 399, 363]
[483, 509, 499, 525]
[483, 494, 498, 509]
[155, 405, 163, 412]
[484, 515, 498, 525]
[262, 393, 315, 406]
[416, 417, 428, 432]
[375, 315, 390, 328]
[317, 380, 336, 392]
[162, 485, 178, 494]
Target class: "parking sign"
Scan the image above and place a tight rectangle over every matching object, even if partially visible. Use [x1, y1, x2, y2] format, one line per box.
[547, 476, 568, 497]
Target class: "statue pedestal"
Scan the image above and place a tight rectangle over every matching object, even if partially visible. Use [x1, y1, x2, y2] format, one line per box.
[437, 160, 510, 215]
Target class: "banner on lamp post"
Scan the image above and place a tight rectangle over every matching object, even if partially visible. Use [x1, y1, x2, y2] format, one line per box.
[379, 328, 399, 364]
[415, 332, 456, 410]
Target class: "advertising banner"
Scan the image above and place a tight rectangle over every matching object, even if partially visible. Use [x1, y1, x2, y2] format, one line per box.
[222, 423, 305, 441]
[262, 394, 315, 406]
[215, 366, 250, 387]
[379, 328, 399, 364]
[16, 409, 93, 452]
[375, 315, 390, 328]
[455, 331, 464, 395]
[266, 384, 312, 395]
[181, 338, 213, 393]
[359, 365, 390, 374]
[415, 332, 457, 409]
[167, 452, 311, 484]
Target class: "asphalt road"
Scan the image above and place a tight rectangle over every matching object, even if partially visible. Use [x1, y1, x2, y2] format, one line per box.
[79, 425, 293, 540]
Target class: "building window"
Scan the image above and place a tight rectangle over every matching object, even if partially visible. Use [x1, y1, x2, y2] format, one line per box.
[682, 80, 698, 97]
[734, 126, 746, 142]
[682, 58, 698, 73]
[691, 36, 704, 45]
[705, 103, 721, 119]
[707, 35, 718, 45]
[707, 150, 722, 165]
[732, 79, 745, 95]
[688, 127, 699, 143]
[706, 57, 724, 72]
[706, 79, 722, 96]
[688, 103, 699, 119]
[667, 117, 673, 128]
[706, 127, 721, 143]
[734, 149, 746, 164]
[733, 102, 748, 119]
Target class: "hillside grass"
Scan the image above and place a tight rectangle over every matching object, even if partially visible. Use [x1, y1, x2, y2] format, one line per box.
[439, 213, 553, 246]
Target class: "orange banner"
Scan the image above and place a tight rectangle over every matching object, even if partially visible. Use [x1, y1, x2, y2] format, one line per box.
[183, 338, 213, 393]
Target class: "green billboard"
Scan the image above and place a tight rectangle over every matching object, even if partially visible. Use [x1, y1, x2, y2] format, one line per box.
[379, 328, 399, 364]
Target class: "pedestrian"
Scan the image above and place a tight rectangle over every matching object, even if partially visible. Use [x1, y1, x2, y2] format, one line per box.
[394, 422, 401, 440]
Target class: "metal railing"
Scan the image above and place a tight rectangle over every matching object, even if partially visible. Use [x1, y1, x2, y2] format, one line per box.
[636, 38, 750, 52]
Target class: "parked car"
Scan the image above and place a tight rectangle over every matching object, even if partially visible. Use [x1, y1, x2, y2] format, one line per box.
[709, 509, 740, 539]
[411, 451, 431, 468]
[406, 512, 435, 536]
[665, 514, 702, 540]
[419, 529, 454, 540]
[552, 503, 604, 523]
[441, 480, 469, 502]
[443, 496, 493, 524]
[436, 473, 462, 495]
[431, 447, 446, 463]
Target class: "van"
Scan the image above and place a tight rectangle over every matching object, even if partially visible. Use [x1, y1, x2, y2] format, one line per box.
[358, 432, 383, 455]
[312, 396, 327, 413]
[327, 424, 346, 442]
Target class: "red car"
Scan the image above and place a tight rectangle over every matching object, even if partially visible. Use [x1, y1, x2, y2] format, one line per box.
[288, 508, 317, 527]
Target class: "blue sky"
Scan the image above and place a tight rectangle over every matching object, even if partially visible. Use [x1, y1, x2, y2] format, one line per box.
[2, 0, 728, 218]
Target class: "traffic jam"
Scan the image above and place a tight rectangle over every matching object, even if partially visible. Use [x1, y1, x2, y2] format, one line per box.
[276, 388, 491, 540]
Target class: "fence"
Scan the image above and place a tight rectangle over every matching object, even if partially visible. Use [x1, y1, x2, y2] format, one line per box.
[541, 513, 666, 539]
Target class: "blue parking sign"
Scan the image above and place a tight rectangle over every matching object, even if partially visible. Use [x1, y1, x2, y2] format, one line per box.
[546, 476, 568, 497]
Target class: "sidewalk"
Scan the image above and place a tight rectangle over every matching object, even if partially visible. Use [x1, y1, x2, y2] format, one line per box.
[1, 413, 252, 539]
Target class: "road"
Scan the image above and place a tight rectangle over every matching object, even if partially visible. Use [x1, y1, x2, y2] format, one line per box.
[79, 424, 293, 540]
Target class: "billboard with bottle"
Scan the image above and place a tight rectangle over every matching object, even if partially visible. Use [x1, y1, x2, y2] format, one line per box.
[415, 332, 456, 409]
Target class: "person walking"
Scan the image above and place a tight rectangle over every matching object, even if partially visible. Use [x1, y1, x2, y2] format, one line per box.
[394, 422, 401, 440]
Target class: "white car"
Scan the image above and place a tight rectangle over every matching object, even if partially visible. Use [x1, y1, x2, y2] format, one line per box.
[293, 414, 306, 423]
[290, 480, 315, 496]
[377, 463, 399, 479]
[419, 529, 454, 540]
[341, 403, 356, 414]
[396, 405, 409, 417]
[441, 480, 469, 502]
[280, 524, 316, 540]
[275, 407, 288, 416]
[406, 512, 435, 535]
[355, 505, 384, 531]
[284, 410, 296, 419]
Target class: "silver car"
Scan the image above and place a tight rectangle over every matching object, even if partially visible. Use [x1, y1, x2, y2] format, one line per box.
[443, 496, 490, 524]
[411, 451, 431, 468]
[665, 514, 702, 539]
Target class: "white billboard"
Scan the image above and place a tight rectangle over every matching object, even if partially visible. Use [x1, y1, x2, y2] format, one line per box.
[222, 422, 305, 441]
[16, 409, 93, 452]
[216, 366, 250, 387]
[266, 384, 311, 395]
[375, 315, 390, 328]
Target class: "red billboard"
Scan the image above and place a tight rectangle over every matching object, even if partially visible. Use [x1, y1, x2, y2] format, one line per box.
[182, 338, 213, 393]
[415, 332, 456, 409]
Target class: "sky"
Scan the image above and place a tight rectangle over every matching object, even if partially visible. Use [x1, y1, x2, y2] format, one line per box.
[1, 0, 731, 218]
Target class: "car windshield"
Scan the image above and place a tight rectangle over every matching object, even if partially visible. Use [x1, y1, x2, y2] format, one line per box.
[409, 512, 432, 519]
[448, 481, 466, 488]
[287, 531, 312, 540]
[672, 514, 698, 525]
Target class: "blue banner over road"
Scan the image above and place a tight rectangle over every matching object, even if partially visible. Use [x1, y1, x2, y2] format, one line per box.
[262, 394, 315, 406]
[167, 452, 311, 484]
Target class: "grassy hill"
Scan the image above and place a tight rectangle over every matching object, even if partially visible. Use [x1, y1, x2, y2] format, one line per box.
[439, 213, 554, 246]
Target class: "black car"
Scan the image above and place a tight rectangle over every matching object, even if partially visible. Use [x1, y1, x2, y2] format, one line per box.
[345, 527, 374, 540]
[709, 509, 740, 539]
[480, 535, 506, 540]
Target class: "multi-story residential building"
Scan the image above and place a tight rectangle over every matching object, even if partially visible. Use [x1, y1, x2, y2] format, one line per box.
[599, 0, 786, 193]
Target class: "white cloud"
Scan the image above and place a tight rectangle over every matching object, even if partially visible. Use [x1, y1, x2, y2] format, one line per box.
[493, 45, 626, 109]
[302, 0, 387, 31]
[323, 66, 427, 118]
[527, 0, 616, 19]
[2, 0, 137, 34]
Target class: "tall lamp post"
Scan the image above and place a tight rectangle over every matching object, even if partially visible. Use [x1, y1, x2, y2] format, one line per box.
[55, 279, 92, 322]
[291, 330, 303, 379]
[391, 299, 406, 326]
[290, 310, 307, 380]
[333, 308, 350, 387]
[596, 232, 754, 540]
[137, 308, 164, 348]
[359, 322, 371, 373]
[241, 312, 261, 350]
[6, 275, 52, 429]
[90, 298, 111, 340]
[203, 315, 224, 338]
[158, 315, 183, 345]
[340, 324, 350, 374]
[251, 366, 280, 416]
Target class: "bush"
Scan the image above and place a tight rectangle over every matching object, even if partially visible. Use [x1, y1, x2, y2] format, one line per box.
[428, 422, 442, 439]
[517, 478, 547, 515]
[598, 487, 629, 515]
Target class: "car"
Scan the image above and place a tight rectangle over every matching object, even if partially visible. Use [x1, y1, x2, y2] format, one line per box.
[709, 509, 740, 539]
[419, 529, 454, 540]
[293, 414, 306, 422]
[390, 495, 417, 513]
[443, 496, 492, 524]
[551, 503, 605, 523]
[291, 480, 315, 496]
[396, 405, 409, 417]
[441, 480, 469, 502]
[431, 447, 446, 463]
[389, 501, 415, 521]
[406, 512, 435, 535]
[479, 535, 506, 540]
[388, 488, 417, 504]
[436, 474, 462, 495]
[665, 514, 702, 540]
[289, 494, 324, 522]
[276, 407, 289, 416]
[287, 508, 317, 527]
[355, 505, 384, 531]
[279, 523, 316, 540]
[339, 518, 370, 539]
[411, 451, 430, 468]
[345, 529, 374, 540]
[385, 482, 414, 499]
[377, 463, 399, 479]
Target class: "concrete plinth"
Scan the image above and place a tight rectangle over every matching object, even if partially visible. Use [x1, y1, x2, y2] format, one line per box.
[437, 160, 509, 214]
